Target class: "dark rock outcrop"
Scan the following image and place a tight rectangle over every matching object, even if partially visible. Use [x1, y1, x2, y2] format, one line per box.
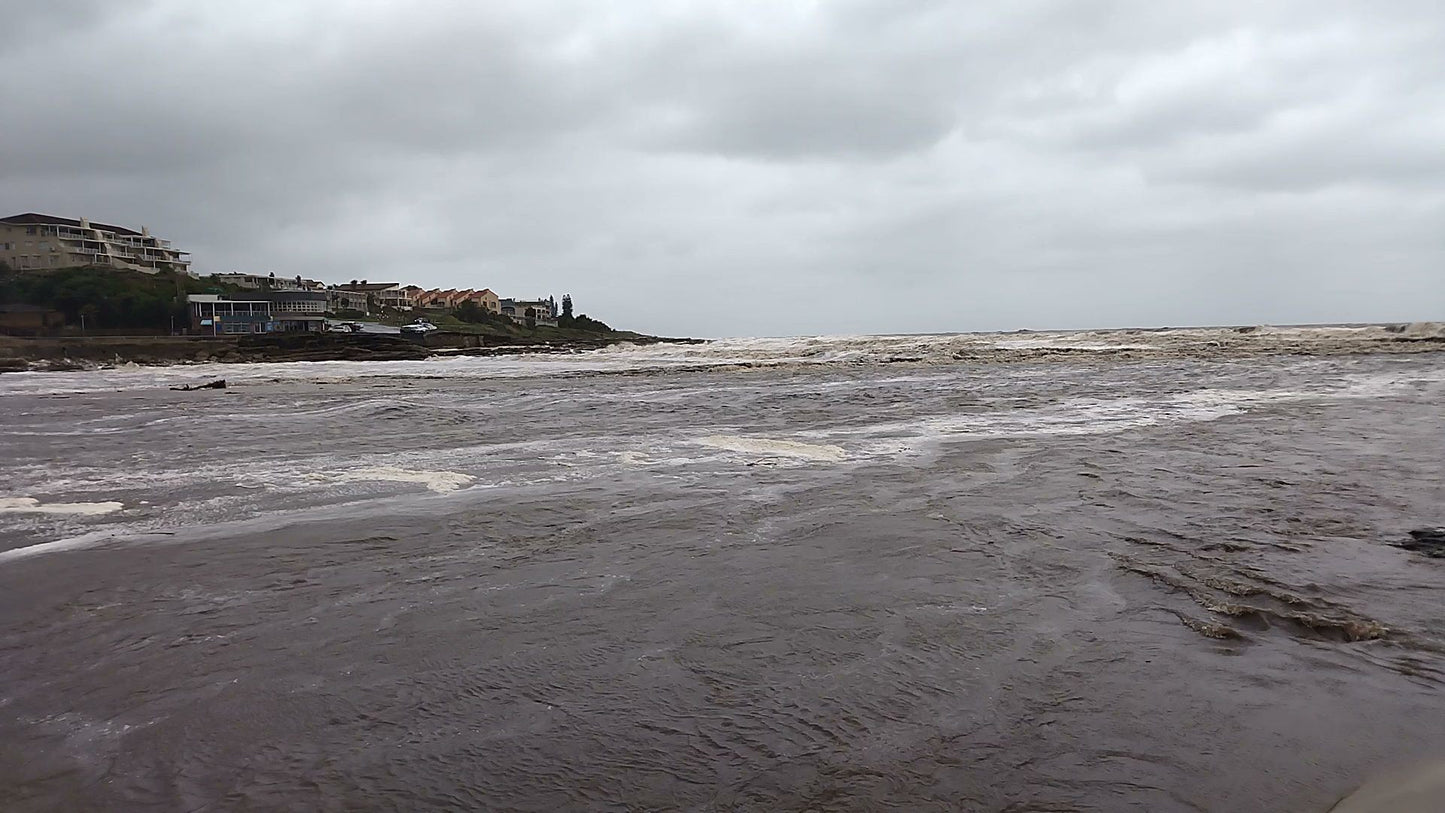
[1397, 529, 1445, 558]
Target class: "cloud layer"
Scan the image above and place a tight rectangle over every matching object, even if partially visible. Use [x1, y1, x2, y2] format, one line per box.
[3, 0, 1442, 336]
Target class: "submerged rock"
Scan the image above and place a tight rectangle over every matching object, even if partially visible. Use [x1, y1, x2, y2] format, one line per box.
[170, 379, 227, 391]
[1397, 528, 1445, 558]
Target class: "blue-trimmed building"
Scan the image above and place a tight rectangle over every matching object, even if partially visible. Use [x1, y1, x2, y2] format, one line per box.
[188, 294, 272, 335]
[187, 292, 329, 335]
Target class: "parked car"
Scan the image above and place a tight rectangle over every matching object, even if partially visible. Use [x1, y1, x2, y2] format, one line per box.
[400, 320, 438, 334]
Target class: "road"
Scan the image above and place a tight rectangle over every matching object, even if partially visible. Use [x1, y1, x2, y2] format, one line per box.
[347, 321, 400, 334]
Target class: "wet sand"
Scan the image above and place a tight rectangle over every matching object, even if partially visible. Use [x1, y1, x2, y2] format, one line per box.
[1, 333, 1443, 810]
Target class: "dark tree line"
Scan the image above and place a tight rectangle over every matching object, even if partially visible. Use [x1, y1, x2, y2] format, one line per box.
[555, 293, 610, 331]
[0, 266, 205, 329]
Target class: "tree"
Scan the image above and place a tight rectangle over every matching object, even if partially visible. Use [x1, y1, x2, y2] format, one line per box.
[0, 267, 211, 330]
[453, 300, 486, 323]
[572, 314, 612, 333]
[524, 307, 537, 329]
[561, 294, 573, 319]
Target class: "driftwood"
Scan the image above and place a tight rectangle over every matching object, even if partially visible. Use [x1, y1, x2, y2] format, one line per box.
[170, 379, 227, 391]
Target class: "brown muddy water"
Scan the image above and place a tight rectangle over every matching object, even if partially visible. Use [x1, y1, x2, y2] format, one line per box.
[1, 331, 1443, 811]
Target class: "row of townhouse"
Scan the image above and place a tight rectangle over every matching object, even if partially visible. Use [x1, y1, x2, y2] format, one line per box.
[328, 283, 559, 326]
[415, 287, 501, 313]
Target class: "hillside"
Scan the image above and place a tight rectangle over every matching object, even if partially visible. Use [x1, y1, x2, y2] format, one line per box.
[0, 266, 218, 330]
[0, 266, 646, 342]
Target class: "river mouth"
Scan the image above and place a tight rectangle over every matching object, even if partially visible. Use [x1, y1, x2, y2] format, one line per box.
[2, 342, 1443, 811]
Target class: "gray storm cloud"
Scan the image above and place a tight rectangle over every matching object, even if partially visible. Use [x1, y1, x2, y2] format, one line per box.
[2, 0, 1441, 336]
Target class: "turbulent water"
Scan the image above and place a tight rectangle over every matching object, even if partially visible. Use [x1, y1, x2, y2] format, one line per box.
[2, 327, 1444, 811]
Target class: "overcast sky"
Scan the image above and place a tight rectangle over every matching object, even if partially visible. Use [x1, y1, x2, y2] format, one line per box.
[2, 1, 1442, 336]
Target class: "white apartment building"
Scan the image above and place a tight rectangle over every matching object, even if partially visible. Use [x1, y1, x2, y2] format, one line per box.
[211, 272, 324, 291]
[1, 213, 191, 274]
[335, 282, 415, 310]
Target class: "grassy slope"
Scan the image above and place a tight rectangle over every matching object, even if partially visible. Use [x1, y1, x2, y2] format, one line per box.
[1, 267, 657, 341]
[379, 309, 654, 342]
[0, 266, 244, 329]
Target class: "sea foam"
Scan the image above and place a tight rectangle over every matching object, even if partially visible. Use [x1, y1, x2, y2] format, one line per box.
[697, 435, 848, 462]
[323, 466, 475, 493]
[0, 497, 124, 516]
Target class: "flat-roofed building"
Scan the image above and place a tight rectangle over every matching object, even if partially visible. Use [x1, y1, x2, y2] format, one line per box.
[258, 290, 328, 332]
[336, 282, 414, 310]
[0, 304, 65, 336]
[500, 296, 557, 326]
[1, 213, 190, 274]
[212, 272, 324, 291]
[327, 287, 370, 314]
[187, 294, 272, 335]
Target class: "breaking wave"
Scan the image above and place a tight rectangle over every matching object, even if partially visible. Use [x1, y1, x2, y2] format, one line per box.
[2, 323, 1441, 396]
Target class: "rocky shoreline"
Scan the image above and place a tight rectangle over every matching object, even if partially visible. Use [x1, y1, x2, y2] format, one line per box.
[0, 331, 703, 372]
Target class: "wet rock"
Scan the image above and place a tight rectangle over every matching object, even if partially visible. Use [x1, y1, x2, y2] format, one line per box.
[33, 358, 89, 372]
[1397, 528, 1445, 558]
[170, 379, 227, 391]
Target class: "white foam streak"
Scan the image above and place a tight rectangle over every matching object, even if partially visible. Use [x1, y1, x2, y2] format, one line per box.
[0, 497, 124, 516]
[316, 466, 475, 493]
[696, 435, 848, 462]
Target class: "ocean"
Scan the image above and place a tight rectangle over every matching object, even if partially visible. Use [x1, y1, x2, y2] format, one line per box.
[2, 326, 1443, 810]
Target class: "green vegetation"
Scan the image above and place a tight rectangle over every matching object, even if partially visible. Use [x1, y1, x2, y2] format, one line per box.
[383, 300, 622, 340]
[452, 300, 512, 326]
[0, 266, 225, 330]
[0, 269, 644, 341]
[558, 313, 612, 332]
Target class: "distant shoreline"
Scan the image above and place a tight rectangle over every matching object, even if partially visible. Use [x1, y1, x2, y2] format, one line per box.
[1, 323, 1441, 374]
[0, 331, 703, 372]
